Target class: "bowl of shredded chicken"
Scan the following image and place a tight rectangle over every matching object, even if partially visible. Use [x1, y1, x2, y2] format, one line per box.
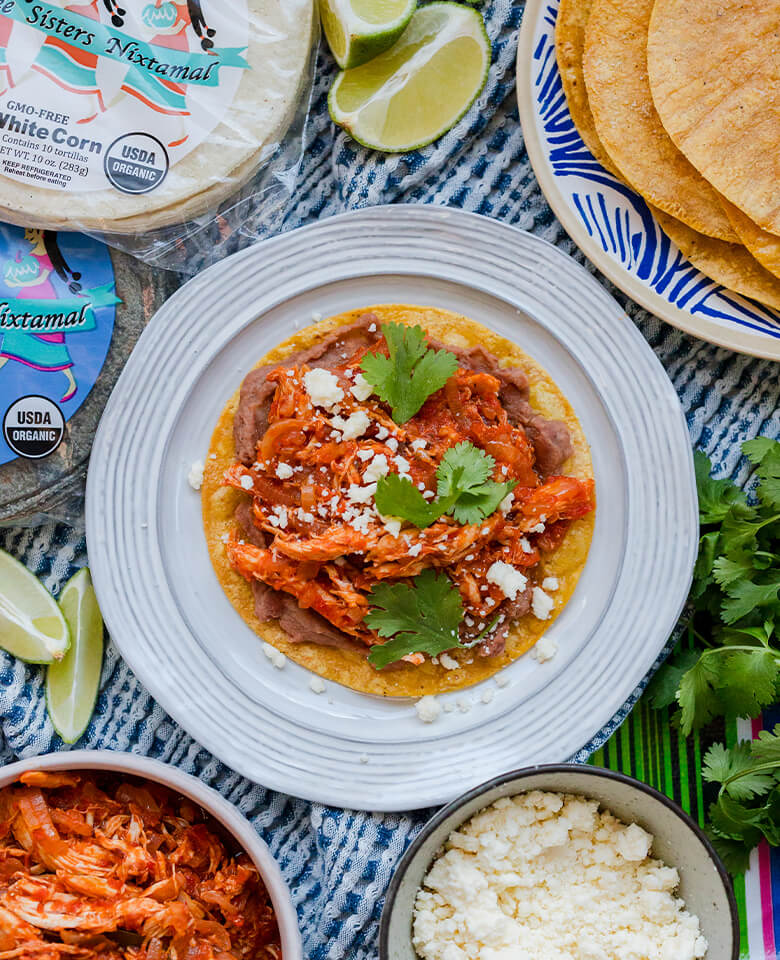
[0, 751, 301, 960]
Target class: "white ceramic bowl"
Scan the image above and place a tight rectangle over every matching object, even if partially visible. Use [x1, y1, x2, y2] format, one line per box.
[0, 750, 302, 960]
[380, 764, 738, 960]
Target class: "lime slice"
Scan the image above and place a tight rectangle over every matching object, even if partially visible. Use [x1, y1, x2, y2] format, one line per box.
[329, 2, 491, 153]
[320, 0, 417, 70]
[46, 568, 104, 744]
[0, 549, 69, 663]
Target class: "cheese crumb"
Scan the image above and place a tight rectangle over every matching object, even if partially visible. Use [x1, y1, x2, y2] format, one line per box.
[350, 372, 374, 401]
[187, 460, 205, 490]
[533, 635, 558, 663]
[542, 576, 560, 591]
[499, 491, 515, 514]
[347, 483, 377, 504]
[532, 586, 554, 620]
[381, 515, 402, 537]
[486, 561, 528, 600]
[439, 652, 459, 671]
[239, 474, 254, 491]
[363, 453, 390, 482]
[415, 695, 441, 723]
[480, 687, 494, 704]
[331, 410, 371, 441]
[309, 676, 326, 694]
[262, 643, 286, 669]
[495, 673, 510, 688]
[411, 438, 427, 451]
[413, 793, 707, 960]
[275, 463, 294, 479]
[303, 368, 344, 409]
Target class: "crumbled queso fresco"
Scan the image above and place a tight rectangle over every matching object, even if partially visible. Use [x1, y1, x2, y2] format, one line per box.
[413, 792, 707, 960]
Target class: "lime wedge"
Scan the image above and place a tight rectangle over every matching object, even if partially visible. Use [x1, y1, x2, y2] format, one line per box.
[0, 549, 70, 663]
[329, 2, 491, 153]
[46, 568, 104, 744]
[320, 0, 417, 69]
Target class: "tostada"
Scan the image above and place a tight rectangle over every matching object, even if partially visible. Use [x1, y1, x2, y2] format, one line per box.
[202, 305, 596, 696]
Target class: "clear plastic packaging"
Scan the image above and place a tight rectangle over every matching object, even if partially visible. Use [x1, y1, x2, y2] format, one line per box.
[0, 0, 317, 274]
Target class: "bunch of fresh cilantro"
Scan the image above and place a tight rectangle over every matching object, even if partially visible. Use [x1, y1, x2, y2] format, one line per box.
[648, 437, 780, 872]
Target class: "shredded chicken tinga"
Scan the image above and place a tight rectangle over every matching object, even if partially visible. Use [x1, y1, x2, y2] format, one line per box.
[0, 772, 280, 960]
[218, 312, 595, 670]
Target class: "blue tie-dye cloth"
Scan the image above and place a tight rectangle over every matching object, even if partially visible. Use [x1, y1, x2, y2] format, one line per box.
[1, 3, 779, 957]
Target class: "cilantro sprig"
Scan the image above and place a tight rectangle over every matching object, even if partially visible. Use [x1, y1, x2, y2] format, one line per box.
[360, 322, 459, 423]
[649, 439, 780, 737]
[647, 437, 780, 873]
[703, 728, 780, 874]
[365, 568, 499, 669]
[374, 441, 516, 528]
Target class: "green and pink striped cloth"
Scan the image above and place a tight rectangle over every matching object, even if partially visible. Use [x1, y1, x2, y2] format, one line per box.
[591, 696, 778, 958]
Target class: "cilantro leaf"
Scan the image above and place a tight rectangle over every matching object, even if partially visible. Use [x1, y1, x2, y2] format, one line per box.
[436, 443, 516, 526]
[709, 795, 767, 843]
[646, 648, 701, 710]
[373, 441, 516, 529]
[713, 650, 779, 719]
[752, 724, 780, 766]
[744, 437, 780, 510]
[374, 474, 439, 528]
[449, 483, 515, 525]
[695, 450, 746, 523]
[703, 742, 777, 800]
[708, 833, 753, 875]
[677, 655, 721, 736]
[436, 441, 494, 495]
[360, 323, 458, 424]
[721, 578, 780, 624]
[691, 530, 720, 600]
[365, 569, 463, 669]
[718, 506, 763, 555]
[712, 552, 755, 589]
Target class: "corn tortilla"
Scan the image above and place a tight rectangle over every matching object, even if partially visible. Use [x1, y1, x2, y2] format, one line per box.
[555, 0, 620, 177]
[655, 213, 780, 312]
[647, 0, 780, 237]
[582, 0, 737, 243]
[202, 305, 595, 697]
[720, 198, 780, 283]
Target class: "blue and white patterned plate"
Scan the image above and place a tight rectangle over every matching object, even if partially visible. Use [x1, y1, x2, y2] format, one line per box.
[516, 0, 780, 360]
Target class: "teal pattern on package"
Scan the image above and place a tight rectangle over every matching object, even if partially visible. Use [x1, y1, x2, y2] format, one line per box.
[2, 0, 249, 87]
[0, 226, 118, 465]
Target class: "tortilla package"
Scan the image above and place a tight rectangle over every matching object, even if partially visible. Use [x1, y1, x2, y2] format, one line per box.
[0, 0, 316, 273]
[0, 223, 176, 526]
[202, 306, 595, 697]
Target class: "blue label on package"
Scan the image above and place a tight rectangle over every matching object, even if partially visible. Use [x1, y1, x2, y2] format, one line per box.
[0, 225, 119, 465]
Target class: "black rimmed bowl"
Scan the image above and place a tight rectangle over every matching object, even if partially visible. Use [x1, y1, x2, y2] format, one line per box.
[380, 764, 738, 960]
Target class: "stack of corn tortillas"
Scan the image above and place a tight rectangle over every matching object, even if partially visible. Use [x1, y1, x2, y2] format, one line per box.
[555, 0, 780, 310]
[0, 0, 314, 235]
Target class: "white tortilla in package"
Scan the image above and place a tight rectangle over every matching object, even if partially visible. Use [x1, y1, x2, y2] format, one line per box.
[0, 0, 317, 272]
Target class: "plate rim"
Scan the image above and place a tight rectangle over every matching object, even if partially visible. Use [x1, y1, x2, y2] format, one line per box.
[86, 205, 697, 810]
[515, 0, 780, 362]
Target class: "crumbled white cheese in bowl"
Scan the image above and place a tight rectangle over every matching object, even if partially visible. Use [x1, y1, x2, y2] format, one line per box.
[381, 771, 737, 960]
[411, 792, 709, 960]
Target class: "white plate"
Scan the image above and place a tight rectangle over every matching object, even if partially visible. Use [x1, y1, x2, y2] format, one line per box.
[86, 206, 696, 811]
[516, 0, 780, 360]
